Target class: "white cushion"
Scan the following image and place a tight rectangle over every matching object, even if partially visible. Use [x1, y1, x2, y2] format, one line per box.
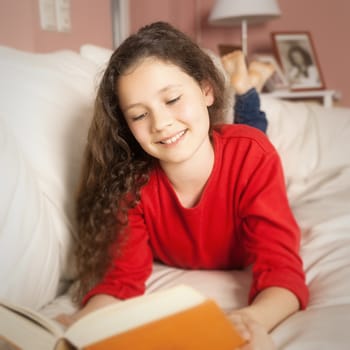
[262, 96, 350, 205]
[80, 44, 113, 68]
[0, 46, 98, 309]
[0, 117, 63, 308]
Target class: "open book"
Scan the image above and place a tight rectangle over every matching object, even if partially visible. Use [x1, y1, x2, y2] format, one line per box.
[0, 285, 245, 350]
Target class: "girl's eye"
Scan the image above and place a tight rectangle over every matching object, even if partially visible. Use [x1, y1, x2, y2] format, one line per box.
[132, 112, 147, 121]
[167, 96, 181, 105]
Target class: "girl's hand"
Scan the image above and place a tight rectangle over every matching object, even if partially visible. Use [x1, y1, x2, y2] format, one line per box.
[228, 312, 276, 350]
[54, 313, 77, 328]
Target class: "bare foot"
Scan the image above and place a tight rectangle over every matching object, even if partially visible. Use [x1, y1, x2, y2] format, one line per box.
[221, 50, 253, 95]
[248, 61, 275, 92]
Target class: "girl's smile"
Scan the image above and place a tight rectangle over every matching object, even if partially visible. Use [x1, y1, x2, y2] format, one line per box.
[157, 129, 187, 145]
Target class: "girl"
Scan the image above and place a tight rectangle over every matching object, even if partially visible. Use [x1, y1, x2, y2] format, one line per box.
[66, 22, 308, 348]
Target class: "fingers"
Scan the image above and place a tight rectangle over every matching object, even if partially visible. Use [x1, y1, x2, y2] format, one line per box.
[244, 319, 277, 350]
[228, 312, 277, 350]
[228, 313, 252, 342]
[54, 313, 76, 328]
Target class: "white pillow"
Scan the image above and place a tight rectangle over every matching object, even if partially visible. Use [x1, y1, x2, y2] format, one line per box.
[262, 96, 350, 203]
[80, 44, 113, 69]
[0, 117, 63, 309]
[0, 46, 98, 309]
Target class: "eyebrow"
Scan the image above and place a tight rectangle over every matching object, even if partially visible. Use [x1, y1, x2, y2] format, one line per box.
[123, 84, 182, 112]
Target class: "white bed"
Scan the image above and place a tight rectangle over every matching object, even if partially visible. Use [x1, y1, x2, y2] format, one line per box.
[1, 44, 350, 349]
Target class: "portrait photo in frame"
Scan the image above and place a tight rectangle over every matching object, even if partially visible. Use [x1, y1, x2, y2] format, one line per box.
[272, 32, 325, 91]
[251, 54, 289, 91]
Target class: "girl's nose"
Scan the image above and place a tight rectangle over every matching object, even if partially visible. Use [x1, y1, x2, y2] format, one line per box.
[151, 108, 173, 132]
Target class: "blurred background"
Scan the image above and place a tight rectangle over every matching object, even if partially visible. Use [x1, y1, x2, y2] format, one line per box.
[1, 0, 349, 106]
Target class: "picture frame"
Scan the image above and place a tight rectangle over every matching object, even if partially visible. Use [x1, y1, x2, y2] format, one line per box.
[272, 32, 325, 91]
[251, 54, 289, 91]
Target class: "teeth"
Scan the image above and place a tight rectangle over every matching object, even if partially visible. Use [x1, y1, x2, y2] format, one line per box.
[161, 130, 186, 144]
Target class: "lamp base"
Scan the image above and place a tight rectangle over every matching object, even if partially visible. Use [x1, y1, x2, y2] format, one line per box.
[241, 19, 248, 56]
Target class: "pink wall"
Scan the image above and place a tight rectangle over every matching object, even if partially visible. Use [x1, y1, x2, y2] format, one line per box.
[0, 0, 349, 106]
[0, 0, 113, 52]
[129, 0, 350, 108]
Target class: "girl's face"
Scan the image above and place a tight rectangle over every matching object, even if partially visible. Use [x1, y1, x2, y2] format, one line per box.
[117, 58, 214, 168]
[291, 50, 304, 66]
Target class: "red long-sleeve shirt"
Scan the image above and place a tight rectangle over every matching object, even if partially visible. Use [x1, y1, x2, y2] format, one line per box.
[84, 125, 309, 309]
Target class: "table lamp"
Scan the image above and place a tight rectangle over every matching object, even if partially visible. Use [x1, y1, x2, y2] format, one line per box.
[208, 0, 281, 56]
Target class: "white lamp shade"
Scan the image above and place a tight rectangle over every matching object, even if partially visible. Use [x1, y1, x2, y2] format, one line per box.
[209, 0, 281, 25]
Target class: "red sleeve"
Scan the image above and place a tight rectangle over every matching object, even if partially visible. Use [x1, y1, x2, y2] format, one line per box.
[82, 202, 153, 305]
[239, 149, 309, 309]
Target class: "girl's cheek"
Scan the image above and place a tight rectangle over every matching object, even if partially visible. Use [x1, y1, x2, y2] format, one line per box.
[132, 122, 152, 144]
[176, 104, 192, 121]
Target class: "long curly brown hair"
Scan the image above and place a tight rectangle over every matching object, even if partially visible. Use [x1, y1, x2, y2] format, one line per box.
[73, 21, 228, 302]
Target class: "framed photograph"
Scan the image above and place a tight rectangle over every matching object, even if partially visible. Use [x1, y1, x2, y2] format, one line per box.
[272, 32, 325, 91]
[251, 54, 289, 91]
